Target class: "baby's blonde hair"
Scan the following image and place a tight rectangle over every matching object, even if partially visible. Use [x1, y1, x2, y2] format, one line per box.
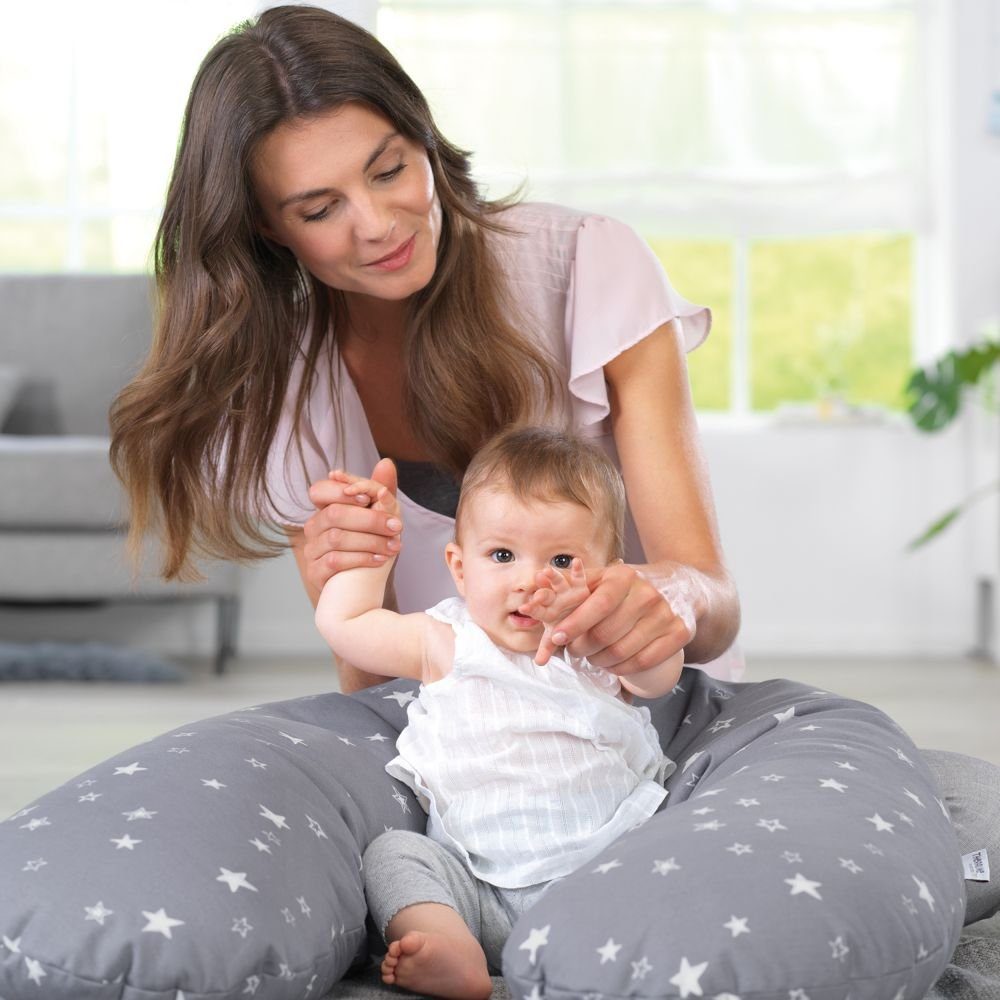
[455, 426, 627, 561]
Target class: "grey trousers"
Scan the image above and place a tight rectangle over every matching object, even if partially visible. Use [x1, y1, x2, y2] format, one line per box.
[363, 829, 552, 973]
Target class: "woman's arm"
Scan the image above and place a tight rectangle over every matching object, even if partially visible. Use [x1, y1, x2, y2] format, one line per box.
[552, 318, 740, 671]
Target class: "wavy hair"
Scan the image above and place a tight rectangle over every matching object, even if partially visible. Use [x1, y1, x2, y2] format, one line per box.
[109, 4, 561, 580]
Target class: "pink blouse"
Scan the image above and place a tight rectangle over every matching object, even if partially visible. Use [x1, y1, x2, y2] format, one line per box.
[265, 202, 742, 680]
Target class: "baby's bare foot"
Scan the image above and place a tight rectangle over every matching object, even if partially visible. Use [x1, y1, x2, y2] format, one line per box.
[380, 930, 492, 999]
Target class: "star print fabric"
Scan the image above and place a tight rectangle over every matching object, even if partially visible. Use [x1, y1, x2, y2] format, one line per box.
[502, 669, 966, 999]
[0, 684, 425, 999]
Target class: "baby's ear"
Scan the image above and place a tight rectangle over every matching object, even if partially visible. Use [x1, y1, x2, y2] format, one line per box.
[444, 542, 466, 596]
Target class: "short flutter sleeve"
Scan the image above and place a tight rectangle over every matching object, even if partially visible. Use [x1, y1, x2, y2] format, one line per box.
[565, 215, 711, 429]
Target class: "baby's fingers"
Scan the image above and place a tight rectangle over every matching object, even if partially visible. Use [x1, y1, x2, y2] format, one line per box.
[534, 629, 559, 666]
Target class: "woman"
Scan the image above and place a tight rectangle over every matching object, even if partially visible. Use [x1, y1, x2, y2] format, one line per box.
[110, 4, 997, 927]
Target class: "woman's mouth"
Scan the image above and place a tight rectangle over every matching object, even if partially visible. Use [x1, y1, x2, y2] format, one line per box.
[365, 235, 416, 271]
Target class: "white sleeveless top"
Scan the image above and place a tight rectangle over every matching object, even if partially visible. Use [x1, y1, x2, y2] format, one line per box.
[385, 598, 675, 888]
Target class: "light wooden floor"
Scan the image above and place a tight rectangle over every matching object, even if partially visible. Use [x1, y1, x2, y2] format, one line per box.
[2, 654, 999, 820]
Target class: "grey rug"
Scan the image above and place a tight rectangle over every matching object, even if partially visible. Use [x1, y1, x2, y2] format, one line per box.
[0, 641, 186, 682]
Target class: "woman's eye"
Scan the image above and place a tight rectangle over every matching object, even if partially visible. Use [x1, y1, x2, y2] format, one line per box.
[375, 163, 406, 183]
[551, 554, 573, 570]
[490, 549, 514, 564]
[302, 206, 331, 223]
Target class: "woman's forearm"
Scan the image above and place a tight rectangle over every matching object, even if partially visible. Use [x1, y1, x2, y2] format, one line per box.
[635, 560, 741, 664]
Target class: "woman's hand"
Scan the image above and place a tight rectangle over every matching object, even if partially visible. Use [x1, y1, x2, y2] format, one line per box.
[544, 562, 700, 677]
[300, 457, 402, 596]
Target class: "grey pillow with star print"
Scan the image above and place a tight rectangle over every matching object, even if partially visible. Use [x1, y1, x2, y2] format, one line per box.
[503, 668, 965, 1000]
[0, 681, 425, 1000]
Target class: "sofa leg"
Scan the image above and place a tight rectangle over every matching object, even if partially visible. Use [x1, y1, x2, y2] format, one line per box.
[215, 595, 240, 675]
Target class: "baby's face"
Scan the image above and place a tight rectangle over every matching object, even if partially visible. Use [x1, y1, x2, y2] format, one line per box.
[445, 489, 612, 654]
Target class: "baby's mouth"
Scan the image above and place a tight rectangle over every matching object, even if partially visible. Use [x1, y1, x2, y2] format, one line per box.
[508, 611, 539, 628]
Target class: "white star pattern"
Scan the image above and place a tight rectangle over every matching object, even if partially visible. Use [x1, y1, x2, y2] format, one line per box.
[799, 724, 821, 732]
[696, 788, 726, 797]
[781, 851, 803, 864]
[307, 816, 329, 839]
[833, 761, 858, 771]
[391, 788, 411, 814]
[894, 810, 915, 827]
[366, 732, 390, 742]
[785, 873, 823, 900]
[789, 989, 811, 1000]
[694, 820, 726, 831]
[3, 935, 21, 953]
[761, 774, 786, 783]
[726, 843, 753, 856]
[298, 896, 312, 916]
[110, 834, 142, 850]
[245, 758, 267, 769]
[217, 868, 258, 893]
[735, 798, 760, 808]
[866, 813, 895, 834]
[20, 817, 51, 831]
[383, 689, 416, 707]
[773, 707, 796, 723]
[336, 735, 356, 746]
[281, 907, 296, 925]
[692, 806, 715, 815]
[243, 974, 261, 995]
[892, 747, 915, 766]
[865, 843, 885, 856]
[757, 818, 787, 833]
[518, 925, 550, 964]
[259, 804, 289, 829]
[818, 778, 848, 793]
[724, 915, 750, 938]
[142, 908, 185, 939]
[249, 837, 272, 854]
[839, 858, 863, 874]
[669, 956, 708, 997]
[78, 792, 102, 802]
[25, 956, 47, 985]
[524, 987, 543, 1000]
[76, 780, 97, 788]
[709, 718, 735, 733]
[830, 936, 849, 961]
[653, 857, 682, 874]
[917, 944, 929, 960]
[201, 779, 226, 790]
[167, 747, 190, 754]
[114, 762, 147, 776]
[279, 731, 307, 746]
[903, 788, 925, 808]
[593, 859, 623, 874]
[84, 901, 114, 925]
[22, 858, 47, 872]
[682, 714, 693, 725]
[913, 876, 936, 912]
[632, 956, 655, 981]
[232, 917, 253, 938]
[597, 937, 622, 963]
[122, 807, 156, 821]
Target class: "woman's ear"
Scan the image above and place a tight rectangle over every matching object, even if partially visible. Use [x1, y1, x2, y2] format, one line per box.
[445, 542, 466, 597]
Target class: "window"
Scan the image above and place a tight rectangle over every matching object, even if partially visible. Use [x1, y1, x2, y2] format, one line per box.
[0, 0, 932, 415]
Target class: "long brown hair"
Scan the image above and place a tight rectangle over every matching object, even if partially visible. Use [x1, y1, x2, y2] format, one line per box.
[109, 5, 561, 580]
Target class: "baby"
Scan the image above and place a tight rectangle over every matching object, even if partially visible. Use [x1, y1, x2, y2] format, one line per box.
[315, 426, 683, 999]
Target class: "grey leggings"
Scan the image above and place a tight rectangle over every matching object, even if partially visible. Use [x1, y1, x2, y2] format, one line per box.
[363, 829, 552, 973]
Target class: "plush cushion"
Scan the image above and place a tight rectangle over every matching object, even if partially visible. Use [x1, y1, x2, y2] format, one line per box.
[0, 671, 964, 1000]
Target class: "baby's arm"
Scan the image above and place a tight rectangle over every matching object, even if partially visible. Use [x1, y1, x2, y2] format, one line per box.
[314, 472, 446, 682]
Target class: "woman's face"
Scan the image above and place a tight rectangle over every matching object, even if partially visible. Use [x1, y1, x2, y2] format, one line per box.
[252, 103, 442, 304]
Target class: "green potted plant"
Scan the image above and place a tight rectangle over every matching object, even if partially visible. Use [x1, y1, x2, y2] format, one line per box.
[904, 325, 999, 549]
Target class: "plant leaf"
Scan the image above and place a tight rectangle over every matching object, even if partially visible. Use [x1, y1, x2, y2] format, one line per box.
[906, 507, 963, 551]
[905, 340, 1000, 432]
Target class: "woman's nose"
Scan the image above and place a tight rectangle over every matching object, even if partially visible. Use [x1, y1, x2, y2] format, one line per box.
[352, 192, 395, 243]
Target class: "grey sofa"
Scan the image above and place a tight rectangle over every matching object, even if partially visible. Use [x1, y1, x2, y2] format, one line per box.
[0, 273, 239, 672]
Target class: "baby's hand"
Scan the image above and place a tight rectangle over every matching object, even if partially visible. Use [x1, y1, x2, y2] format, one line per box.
[328, 467, 401, 521]
[519, 558, 590, 666]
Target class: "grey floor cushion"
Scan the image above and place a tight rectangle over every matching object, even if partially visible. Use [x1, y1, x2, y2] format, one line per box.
[0, 670, 967, 999]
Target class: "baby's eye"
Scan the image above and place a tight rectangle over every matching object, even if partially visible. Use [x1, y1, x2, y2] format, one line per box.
[490, 549, 514, 564]
[551, 554, 573, 570]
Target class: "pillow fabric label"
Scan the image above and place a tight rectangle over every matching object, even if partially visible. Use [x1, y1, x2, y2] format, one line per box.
[962, 849, 990, 882]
